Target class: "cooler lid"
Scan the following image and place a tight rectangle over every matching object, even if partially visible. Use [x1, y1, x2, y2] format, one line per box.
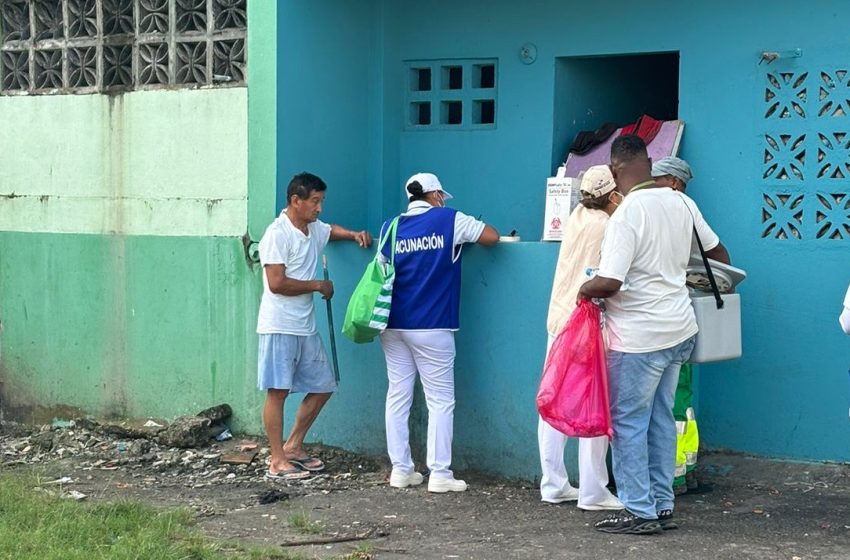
[688, 254, 747, 289]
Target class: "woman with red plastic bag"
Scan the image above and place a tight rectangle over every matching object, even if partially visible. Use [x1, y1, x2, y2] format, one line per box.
[537, 165, 623, 511]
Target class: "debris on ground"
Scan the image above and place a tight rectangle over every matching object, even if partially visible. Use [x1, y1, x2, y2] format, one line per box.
[0, 409, 387, 496]
[43, 476, 73, 485]
[65, 490, 88, 501]
[215, 429, 233, 442]
[158, 415, 212, 448]
[221, 446, 259, 465]
[196, 404, 233, 423]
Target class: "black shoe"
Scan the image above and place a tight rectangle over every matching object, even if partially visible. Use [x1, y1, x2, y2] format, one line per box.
[594, 509, 662, 534]
[657, 509, 678, 530]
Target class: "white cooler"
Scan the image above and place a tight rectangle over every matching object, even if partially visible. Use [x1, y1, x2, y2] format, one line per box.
[689, 292, 741, 363]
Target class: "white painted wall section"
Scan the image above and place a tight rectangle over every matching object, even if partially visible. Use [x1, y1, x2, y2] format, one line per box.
[0, 88, 247, 236]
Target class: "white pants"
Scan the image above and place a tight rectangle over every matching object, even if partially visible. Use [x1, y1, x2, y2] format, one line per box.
[381, 329, 456, 479]
[538, 418, 613, 504]
[538, 334, 613, 505]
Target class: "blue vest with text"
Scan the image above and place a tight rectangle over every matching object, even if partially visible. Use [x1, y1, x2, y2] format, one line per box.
[381, 207, 462, 330]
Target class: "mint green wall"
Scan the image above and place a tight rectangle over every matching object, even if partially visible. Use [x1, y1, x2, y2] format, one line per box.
[0, 233, 263, 425]
[0, 2, 265, 428]
[0, 86, 254, 422]
[247, 0, 278, 239]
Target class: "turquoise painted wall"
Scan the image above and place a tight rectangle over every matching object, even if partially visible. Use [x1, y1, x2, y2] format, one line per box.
[275, 0, 850, 477]
[276, 0, 381, 230]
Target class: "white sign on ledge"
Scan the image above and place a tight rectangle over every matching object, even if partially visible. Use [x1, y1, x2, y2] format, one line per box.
[542, 177, 581, 241]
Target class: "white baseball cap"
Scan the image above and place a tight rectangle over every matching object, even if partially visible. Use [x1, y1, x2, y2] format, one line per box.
[579, 165, 617, 198]
[405, 172, 454, 200]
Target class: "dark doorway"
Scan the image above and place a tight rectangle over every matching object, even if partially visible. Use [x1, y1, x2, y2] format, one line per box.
[552, 52, 680, 169]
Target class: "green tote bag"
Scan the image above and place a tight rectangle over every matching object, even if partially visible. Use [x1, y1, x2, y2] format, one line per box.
[342, 217, 399, 343]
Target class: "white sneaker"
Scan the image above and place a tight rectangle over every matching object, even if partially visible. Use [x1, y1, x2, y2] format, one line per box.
[578, 494, 623, 511]
[389, 470, 424, 488]
[427, 476, 468, 493]
[541, 485, 579, 504]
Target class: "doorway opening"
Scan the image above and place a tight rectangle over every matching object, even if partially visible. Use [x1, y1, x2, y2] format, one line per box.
[552, 52, 680, 169]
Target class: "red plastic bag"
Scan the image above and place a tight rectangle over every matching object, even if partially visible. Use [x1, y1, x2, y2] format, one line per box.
[536, 299, 613, 439]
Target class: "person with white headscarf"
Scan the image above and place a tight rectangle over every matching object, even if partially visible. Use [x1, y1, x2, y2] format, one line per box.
[538, 165, 623, 511]
[652, 156, 712, 496]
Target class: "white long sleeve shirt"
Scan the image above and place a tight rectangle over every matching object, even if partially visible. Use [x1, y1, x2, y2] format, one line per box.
[840, 283, 850, 335]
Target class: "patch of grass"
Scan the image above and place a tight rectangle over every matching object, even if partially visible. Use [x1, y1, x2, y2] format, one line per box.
[342, 542, 375, 559]
[287, 511, 323, 535]
[0, 474, 297, 560]
[241, 547, 307, 560]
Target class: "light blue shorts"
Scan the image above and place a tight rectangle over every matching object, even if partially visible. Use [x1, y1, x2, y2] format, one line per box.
[257, 333, 337, 393]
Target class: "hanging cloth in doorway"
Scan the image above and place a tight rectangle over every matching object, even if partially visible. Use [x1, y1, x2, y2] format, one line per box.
[620, 114, 663, 145]
[568, 122, 620, 156]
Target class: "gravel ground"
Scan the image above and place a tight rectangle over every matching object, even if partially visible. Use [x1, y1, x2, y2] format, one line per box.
[3, 420, 849, 559]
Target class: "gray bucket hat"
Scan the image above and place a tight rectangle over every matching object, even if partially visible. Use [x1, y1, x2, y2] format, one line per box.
[651, 157, 693, 184]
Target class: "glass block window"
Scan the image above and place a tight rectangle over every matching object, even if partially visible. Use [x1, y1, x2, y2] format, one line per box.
[0, 0, 246, 95]
[759, 68, 850, 241]
[405, 58, 497, 131]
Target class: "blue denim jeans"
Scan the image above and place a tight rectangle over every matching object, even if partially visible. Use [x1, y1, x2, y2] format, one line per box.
[607, 336, 696, 519]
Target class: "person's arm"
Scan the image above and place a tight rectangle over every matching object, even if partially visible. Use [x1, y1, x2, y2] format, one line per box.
[454, 211, 498, 246]
[265, 264, 333, 300]
[705, 242, 730, 265]
[329, 224, 372, 247]
[477, 224, 499, 246]
[579, 275, 623, 299]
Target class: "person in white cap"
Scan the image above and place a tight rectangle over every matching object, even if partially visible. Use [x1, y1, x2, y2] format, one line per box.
[379, 172, 499, 493]
[538, 164, 623, 510]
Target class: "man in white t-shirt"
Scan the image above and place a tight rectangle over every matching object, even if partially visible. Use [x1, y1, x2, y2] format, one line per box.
[579, 136, 729, 535]
[257, 172, 372, 481]
[840, 283, 850, 335]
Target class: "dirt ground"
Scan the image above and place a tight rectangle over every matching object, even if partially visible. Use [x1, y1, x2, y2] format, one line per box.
[4, 428, 850, 560]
